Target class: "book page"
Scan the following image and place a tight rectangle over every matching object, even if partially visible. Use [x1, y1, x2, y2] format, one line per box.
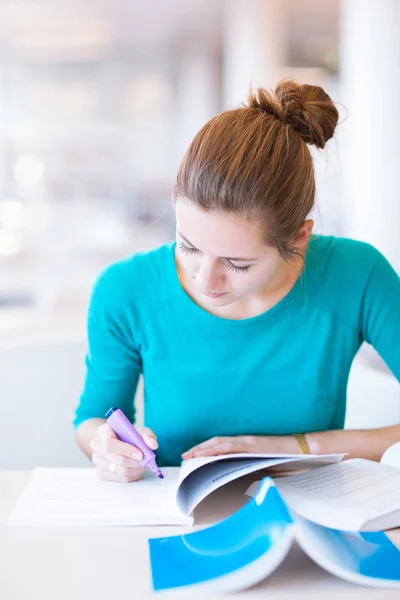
[246, 459, 400, 531]
[178, 452, 345, 487]
[177, 454, 345, 515]
[7, 467, 193, 527]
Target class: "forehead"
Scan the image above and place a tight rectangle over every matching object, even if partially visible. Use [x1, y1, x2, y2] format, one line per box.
[175, 199, 267, 254]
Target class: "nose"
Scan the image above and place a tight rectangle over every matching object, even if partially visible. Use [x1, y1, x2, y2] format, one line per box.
[195, 259, 223, 294]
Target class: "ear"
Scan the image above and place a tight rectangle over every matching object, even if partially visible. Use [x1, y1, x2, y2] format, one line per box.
[291, 219, 314, 252]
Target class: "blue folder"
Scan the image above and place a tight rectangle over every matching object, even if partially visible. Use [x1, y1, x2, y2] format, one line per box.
[149, 478, 400, 592]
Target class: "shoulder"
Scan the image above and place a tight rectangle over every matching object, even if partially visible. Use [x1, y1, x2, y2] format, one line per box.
[89, 242, 175, 311]
[305, 235, 396, 325]
[309, 235, 383, 272]
[307, 235, 391, 288]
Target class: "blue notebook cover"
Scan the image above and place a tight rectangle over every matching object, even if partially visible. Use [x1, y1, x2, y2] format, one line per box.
[149, 478, 400, 593]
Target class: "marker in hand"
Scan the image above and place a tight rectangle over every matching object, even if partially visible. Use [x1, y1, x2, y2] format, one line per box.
[105, 407, 164, 479]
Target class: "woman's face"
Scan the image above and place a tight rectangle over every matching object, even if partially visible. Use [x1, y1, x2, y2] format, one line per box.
[174, 198, 285, 307]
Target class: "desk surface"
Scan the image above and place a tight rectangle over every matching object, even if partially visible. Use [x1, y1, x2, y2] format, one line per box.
[1, 471, 400, 600]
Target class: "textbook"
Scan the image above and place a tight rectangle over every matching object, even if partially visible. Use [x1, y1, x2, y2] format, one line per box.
[7, 452, 344, 527]
[149, 477, 400, 593]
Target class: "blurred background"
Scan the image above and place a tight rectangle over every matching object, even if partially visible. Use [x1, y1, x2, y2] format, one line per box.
[0, 0, 399, 468]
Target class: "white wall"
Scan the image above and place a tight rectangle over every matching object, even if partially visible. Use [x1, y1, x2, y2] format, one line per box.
[344, 360, 400, 430]
[339, 0, 400, 273]
[1, 342, 89, 469]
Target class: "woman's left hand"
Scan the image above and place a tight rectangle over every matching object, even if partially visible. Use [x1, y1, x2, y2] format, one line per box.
[181, 435, 299, 459]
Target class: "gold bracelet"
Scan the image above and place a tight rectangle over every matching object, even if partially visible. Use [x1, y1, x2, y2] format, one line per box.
[293, 433, 311, 454]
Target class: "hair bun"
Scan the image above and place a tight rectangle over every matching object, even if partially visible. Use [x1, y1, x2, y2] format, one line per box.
[247, 79, 339, 149]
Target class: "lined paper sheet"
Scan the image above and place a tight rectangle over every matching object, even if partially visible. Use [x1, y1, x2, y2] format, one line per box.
[7, 467, 193, 527]
[246, 459, 400, 531]
[277, 460, 400, 506]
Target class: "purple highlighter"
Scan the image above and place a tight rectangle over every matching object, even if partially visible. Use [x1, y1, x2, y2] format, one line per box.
[105, 407, 164, 479]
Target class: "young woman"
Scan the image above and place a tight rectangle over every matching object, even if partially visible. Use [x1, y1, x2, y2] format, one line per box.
[74, 80, 400, 483]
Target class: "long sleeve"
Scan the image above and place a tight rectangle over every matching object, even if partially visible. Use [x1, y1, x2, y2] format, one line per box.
[361, 247, 400, 380]
[73, 264, 142, 427]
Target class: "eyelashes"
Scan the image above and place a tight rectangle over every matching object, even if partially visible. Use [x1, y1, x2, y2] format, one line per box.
[178, 242, 251, 274]
[225, 262, 251, 274]
[178, 242, 197, 256]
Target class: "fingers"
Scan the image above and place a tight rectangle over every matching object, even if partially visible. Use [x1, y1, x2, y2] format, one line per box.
[90, 445, 144, 470]
[189, 436, 227, 452]
[182, 437, 226, 459]
[91, 451, 145, 483]
[91, 423, 144, 461]
[182, 437, 250, 459]
[97, 422, 117, 440]
[90, 423, 160, 484]
[97, 422, 158, 453]
[187, 442, 236, 457]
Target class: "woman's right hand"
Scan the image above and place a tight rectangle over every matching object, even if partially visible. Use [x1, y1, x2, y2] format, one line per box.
[89, 422, 158, 483]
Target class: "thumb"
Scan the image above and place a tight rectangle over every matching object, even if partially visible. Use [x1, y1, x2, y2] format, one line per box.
[98, 422, 117, 441]
[140, 427, 158, 450]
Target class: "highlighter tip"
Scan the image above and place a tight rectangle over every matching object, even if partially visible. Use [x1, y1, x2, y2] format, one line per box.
[158, 473, 164, 479]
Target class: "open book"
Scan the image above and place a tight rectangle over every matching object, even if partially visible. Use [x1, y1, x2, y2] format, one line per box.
[149, 477, 400, 593]
[7, 452, 343, 527]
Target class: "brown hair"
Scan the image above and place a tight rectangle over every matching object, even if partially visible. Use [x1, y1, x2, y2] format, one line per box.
[172, 79, 339, 261]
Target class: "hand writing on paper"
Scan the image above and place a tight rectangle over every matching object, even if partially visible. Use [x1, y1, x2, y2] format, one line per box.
[181, 435, 299, 459]
[90, 423, 158, 483]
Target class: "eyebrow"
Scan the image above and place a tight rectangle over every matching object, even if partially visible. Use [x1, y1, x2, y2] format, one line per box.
[177, 231, 258, 262]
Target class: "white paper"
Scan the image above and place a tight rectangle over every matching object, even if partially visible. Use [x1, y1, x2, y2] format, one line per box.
[7, 467, 192, 527]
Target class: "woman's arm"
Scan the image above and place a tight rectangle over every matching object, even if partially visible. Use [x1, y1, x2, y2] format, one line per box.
[306, 424, 400, 461]
[75, 418, 106, 460]
[182, 425, 400, 461]
[73, 262, 142, 450]
[360, 246, 400, 380]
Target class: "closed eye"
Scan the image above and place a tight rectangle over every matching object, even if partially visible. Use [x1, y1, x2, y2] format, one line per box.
[178, 242, 198, 256]
[225, 262, 250, 274]
[178, 242, 251, 274]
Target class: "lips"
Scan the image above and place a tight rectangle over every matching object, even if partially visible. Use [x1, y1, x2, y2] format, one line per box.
[205, 292, 226, 298]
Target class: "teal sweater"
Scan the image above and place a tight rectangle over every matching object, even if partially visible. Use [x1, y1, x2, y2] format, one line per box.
[74, 235, 400, 466]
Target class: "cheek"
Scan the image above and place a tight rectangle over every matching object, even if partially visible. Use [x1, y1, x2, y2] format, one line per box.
[180, 254, 198, 274]
[232, 269, 272, 294]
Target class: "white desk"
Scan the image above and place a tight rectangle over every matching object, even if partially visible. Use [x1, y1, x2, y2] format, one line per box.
[1, 471, 400, 600]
